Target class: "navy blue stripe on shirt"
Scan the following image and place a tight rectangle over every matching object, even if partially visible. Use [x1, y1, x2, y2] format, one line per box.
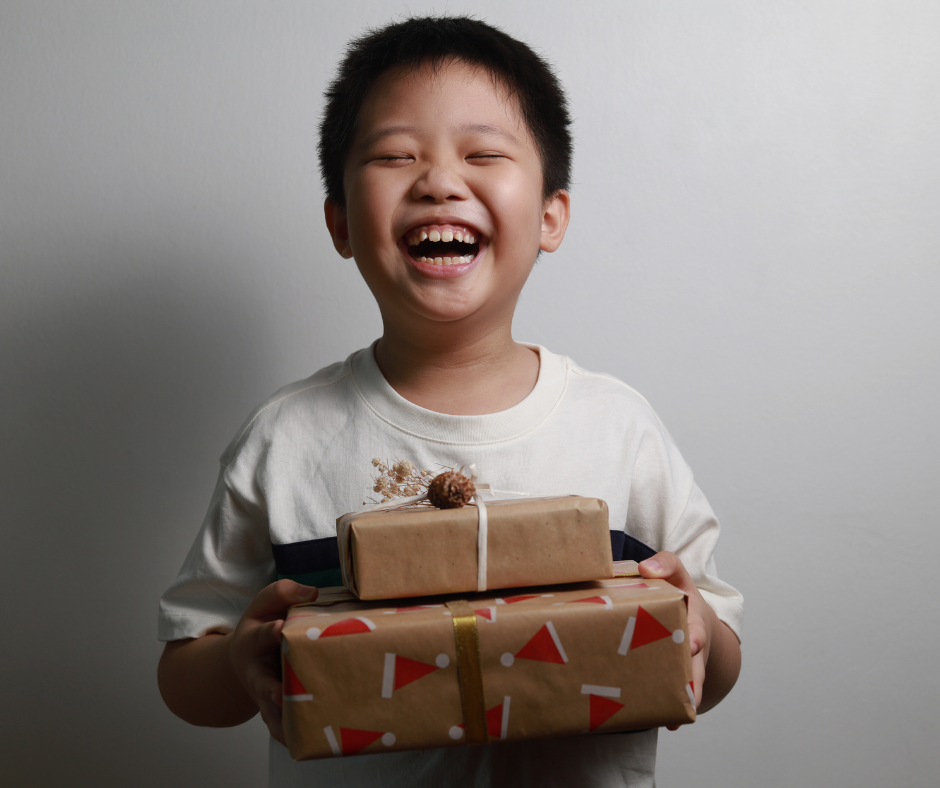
[271, 531, 655, 588]
[272, 536, 339, 574]
[609, 530, 657, 563]
[272, 536, 343, 588]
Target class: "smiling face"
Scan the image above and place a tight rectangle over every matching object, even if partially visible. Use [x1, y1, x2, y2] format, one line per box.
[325, 59, 569, 335]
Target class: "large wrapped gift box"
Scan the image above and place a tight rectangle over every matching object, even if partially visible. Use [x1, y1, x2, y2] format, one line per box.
[337, 496, 613, 600]
[282, 567, 695, 760]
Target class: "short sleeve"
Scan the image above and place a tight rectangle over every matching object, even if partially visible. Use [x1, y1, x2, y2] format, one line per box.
[664, 482, 743, 641]
[624, 410, 743, 641]
[157, 438, 276, 641]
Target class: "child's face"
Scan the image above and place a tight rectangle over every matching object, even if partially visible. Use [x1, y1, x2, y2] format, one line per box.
[326, 59, 569, 332]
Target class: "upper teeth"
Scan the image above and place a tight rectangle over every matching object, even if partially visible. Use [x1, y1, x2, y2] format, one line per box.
[406, 227, 478, 246]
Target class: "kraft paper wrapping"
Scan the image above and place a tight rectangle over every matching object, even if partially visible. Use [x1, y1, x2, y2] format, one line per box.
[282, 573, 695, 761]
[337, 496, 613, 600]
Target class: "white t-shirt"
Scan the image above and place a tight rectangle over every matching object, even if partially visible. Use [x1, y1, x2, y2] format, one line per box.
[159, 343, 743, 787]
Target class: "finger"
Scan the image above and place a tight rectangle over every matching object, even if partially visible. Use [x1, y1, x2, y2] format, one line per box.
[238, 618, 284, 661]
[687, 618, 708, 658]
[258, 696, 286, 746]
[259, 618, 284, 649]
[262, 675, 284, 709]
[244, 579, 318, 621]
[240, 622, 285, 700]
[638, 552, 694, 593]
[245, 664, 283, 708]
[692, 652, 705, 708]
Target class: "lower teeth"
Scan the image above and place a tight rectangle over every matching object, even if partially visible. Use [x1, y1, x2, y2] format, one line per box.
[418, 255, 471, 265]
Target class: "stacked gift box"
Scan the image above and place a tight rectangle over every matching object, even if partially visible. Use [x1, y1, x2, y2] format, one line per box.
[281, 482, 695, 761]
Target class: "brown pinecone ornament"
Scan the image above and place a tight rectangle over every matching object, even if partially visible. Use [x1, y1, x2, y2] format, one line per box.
[427, 470, 475, 509]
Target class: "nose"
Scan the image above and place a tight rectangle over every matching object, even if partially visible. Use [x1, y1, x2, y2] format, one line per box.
[411, 160, 469, 203]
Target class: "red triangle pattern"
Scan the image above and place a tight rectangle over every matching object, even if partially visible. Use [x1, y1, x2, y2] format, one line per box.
[339, 727, 385, 755]
[486, 702, 505, 738]
[321, 618, 373, 637]
[516, 624, 566, 664]
[283, 659, 308, 696]
[630, 607, 673, 649]
[589, 694, 625, 731]
[394, 655, 439, 690]
[503, 595, 537, 604]
[454, 700, 508, 739]
[569, 596, 608, 605]
[475, 607, 494, 620]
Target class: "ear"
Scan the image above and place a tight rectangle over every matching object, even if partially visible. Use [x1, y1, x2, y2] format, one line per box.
[539, 190, 570, 253]
[324, 199, 353, 259]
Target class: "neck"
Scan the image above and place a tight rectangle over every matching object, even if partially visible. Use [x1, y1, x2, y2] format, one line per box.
[374, 321, 539, 416]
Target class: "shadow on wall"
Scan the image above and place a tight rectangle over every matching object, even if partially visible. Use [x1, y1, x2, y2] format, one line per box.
[0, 238, 273, 786]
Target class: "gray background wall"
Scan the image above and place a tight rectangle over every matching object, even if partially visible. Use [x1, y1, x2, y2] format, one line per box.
[2, 2, 937, 785]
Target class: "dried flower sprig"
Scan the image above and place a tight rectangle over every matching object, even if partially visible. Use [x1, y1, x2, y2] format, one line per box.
[368, 458, 435, 504]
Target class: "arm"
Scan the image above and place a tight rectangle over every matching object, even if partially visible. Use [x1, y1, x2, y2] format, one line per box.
[158, 580, 317, 744]
[639, 552, 741, 716]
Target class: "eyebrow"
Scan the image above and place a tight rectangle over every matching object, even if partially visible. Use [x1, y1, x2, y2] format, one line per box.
[457, 123, 522, 145]
[358, 125, 418, 149]
[357, 122, 522, 149]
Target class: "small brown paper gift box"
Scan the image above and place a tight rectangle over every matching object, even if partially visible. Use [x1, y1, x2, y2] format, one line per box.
[282, 567, 695, 761]
[337, 496, 613, 600]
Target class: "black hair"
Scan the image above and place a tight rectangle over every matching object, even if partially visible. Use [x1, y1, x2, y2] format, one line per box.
[318, 16, 572, 206]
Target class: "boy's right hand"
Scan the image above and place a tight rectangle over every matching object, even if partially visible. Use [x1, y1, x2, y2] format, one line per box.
[227, 579, 318, 745]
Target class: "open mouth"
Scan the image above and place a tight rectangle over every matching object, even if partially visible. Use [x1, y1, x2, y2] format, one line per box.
[403, 224, 482, 266]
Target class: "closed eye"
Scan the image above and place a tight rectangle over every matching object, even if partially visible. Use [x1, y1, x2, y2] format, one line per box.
[372, 154, 414, 163]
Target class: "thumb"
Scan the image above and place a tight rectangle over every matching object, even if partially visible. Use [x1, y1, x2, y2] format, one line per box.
[637, 551, 694, 594]
[244, 579, 318, 621]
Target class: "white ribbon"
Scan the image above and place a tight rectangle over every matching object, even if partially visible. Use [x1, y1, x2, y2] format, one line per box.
[338, 464, 525, 593]
[463, 465, 489, 593]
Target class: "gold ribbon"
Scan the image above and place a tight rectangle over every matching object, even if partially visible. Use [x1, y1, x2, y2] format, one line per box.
[446, 600, 488, 745]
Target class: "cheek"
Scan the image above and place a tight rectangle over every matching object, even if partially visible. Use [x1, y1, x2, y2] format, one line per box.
[346, 194, 391, 242]
[345, 168, 400, 228]
[488, 178, 545, 239]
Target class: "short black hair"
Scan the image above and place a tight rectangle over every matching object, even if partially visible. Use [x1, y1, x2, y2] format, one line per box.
[319, 16, 572, 206]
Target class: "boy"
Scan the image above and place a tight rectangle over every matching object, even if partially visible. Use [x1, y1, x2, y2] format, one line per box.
[158, 16, 742, 788]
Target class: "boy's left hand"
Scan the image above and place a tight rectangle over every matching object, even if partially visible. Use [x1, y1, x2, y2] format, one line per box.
[639, 551, 739, 726]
